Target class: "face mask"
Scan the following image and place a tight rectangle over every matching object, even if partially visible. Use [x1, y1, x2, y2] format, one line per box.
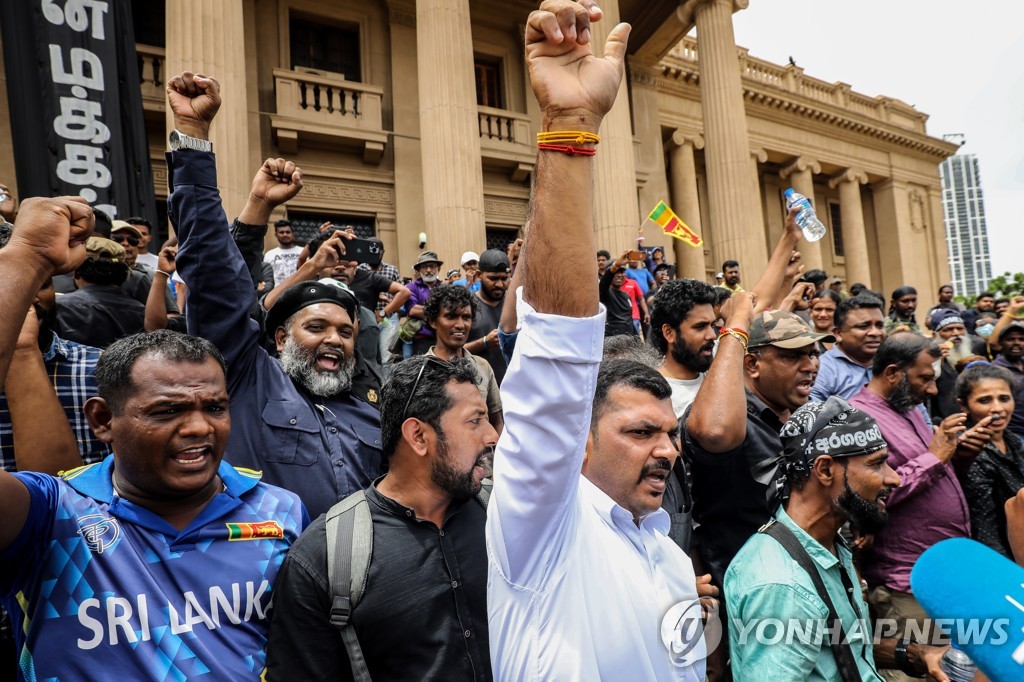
[977, 323, 995, 337]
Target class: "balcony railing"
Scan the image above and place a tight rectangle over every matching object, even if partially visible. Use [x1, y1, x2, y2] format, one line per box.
[665, 36, 928, 134]
[271, 68, 387, 163]
[136, 43, 166, 112]
[477, 106, 534, 182]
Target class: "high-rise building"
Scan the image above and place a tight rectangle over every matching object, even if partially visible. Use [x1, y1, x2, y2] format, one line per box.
[940, 153, 992, 296]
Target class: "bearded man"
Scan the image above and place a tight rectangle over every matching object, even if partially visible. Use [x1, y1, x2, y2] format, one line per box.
[266, 355, 498, 680]
[169, 72, 382, 519]
[650, 279, 719, 420]
[728, 398, 949, 680]
[851, 332, 985, 676]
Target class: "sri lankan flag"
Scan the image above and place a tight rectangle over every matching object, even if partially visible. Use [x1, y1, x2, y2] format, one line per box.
[648, 200, 702, 247]
[226, 520, 284, 541]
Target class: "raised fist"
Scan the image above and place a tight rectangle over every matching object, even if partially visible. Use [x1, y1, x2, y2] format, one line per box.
[7, 197, 94, 276]
[249, 158, 304, 210]
[525, 0, 630, 131]
[166, 71, 221, 139]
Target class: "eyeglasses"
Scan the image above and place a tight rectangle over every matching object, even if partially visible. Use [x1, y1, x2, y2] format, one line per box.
[112, 234, 140, 247]
[401, 355, 451, 421]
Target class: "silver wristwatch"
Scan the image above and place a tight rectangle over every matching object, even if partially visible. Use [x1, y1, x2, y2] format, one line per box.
[169, 129, 213, 152]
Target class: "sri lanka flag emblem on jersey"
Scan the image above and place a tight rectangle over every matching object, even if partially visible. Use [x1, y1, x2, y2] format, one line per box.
[226, 520, 285, 541]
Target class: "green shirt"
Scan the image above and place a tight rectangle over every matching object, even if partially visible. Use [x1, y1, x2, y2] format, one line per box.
[724, 509, 882, 681]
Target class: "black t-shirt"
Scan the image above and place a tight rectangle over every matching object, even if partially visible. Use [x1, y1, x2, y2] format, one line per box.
[599, 268, 633, 334]
[55, 285, 146, 349]
[265, 486, 492, 681]
[681, 389, 784, 588]
[468, 294, 507, 385]
[348, 269, 394, 312]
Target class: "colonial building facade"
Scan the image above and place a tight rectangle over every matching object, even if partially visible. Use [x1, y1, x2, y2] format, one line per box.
[0, 0, 956, 308]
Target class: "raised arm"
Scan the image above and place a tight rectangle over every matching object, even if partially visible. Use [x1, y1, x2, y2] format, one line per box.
[166, 74, 302, 378]
[0, 196, 93, 549]
[5, 308, 82, 474]
[685, 292, 756, 453]
[488, 0, 628, 585]
[145, 245, 177, 331]
[261, 231, 352, 311]
[751, 207, 802, 314]
[989, 296, 1024, 352]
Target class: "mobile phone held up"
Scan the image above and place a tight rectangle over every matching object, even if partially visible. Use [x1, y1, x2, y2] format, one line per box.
[344, 237, 384, 267]
[627, 250, 645, 262]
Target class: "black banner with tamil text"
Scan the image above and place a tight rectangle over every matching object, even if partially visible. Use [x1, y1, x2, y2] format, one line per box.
[0, 0, 156, 223]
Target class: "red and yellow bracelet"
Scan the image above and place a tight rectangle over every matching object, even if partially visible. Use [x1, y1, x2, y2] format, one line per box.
[537, 130, 600, 156]
[537, 143, 596, 156]
[719, 327, 749, 352]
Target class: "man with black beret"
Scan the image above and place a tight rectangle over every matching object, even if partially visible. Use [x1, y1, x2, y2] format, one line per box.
[167, 71, 383, 520]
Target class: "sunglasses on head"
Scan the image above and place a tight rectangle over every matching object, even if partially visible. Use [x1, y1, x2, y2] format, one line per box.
[112, 234, 140, 247]
[401, 355, 451, 421]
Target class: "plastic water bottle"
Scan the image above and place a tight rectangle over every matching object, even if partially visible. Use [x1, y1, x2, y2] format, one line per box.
[939, 645, 976, 681]
[784, 188, 826, 242]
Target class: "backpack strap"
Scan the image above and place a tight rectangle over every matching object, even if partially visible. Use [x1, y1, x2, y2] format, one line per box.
[325, 491, 373, 682]
[759, 520, 862, 682]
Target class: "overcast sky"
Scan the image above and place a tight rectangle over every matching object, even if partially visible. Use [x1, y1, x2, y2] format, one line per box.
[727, 0, 1023, 279]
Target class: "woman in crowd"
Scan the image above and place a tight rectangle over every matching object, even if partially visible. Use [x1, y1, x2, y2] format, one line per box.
[810, 289, 841, 351]
[959, 364, 1024, 557]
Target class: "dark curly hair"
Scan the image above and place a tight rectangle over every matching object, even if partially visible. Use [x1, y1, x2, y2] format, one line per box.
[77, 257, 130, 286]
[649, 279, 718, 354]
[424, 284, 477, 327]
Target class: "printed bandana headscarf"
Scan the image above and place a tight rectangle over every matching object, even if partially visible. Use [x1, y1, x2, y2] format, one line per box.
[753, 396, 887, 509]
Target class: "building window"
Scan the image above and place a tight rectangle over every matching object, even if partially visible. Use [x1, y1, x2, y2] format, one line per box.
[290, 16, 361, 82]
[474, 57, 503, 108]
[828, 201, 844, 258]
[287, 213, 376, 245]
[486, 226, 519, 253]
[132, 0, 166, 47]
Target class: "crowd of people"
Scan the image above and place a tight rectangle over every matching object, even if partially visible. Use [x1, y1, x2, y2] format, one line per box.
[0, 1, 1022, 680]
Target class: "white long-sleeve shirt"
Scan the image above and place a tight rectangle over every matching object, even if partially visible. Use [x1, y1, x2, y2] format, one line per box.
[486, 294, 706, 681]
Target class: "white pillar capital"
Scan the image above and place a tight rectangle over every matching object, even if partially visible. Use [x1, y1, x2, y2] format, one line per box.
[750, 147, 767, 164]
[779, 156, 821, 180]
[668, 129, 705, 151]
[828, 168, 869, 189]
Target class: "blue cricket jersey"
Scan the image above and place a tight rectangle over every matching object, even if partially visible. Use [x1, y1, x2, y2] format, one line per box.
[0, 456, 308, 681]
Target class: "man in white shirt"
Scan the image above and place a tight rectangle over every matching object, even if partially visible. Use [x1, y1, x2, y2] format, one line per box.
[486, 3, 707, 680]
[263, 219, 303, 286]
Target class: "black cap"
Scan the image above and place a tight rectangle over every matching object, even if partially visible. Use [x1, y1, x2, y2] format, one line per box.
[265, 281, 359, 334]
[478, 249, 510, 273]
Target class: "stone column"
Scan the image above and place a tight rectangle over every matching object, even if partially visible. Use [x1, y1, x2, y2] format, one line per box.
[690, 0, 767, 275]
[416, 0, 486, 269]
[165, 0, 256, 221]
[590, 0, 640, 255]
[386, 0, 425, 273]
[779, 156, 823, 271]
[667, 131, 707, 280]
[828, 169, 870, 287]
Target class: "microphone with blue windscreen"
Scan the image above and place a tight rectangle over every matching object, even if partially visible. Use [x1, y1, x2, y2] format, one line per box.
[911, 538, 1024, 681]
